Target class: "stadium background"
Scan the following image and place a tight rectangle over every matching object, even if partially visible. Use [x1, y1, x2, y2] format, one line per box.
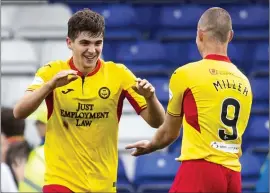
[1, 0, 269, 192]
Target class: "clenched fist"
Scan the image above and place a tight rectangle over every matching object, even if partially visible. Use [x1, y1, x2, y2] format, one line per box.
[132, 78, 155, 99]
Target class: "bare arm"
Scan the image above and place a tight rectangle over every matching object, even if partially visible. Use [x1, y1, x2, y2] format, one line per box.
[13, 83, 54, 119]
[126, 113, 183, 156]
[13, 70, 78, 119]
[140, 94, 165, 128]
[132, 78, 165, 128]
[150, 113, 182, 150]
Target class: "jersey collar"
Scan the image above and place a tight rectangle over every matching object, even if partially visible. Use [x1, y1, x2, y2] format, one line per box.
[204, 54, 231, 63]
[69, 57, 102, 77]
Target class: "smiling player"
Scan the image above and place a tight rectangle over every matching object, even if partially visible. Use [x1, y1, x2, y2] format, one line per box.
[13, 8, 165, 192]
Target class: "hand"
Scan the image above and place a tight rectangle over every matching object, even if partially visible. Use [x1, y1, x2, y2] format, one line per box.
[125, 140, 154, 156]
[132, 78, 155, 99]
[48, 70, 78, 89]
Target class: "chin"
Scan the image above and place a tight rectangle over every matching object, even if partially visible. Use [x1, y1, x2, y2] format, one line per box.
[83, 61, 97, 68]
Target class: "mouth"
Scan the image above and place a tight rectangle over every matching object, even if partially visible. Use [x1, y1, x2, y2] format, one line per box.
[84, 55, 96, 60]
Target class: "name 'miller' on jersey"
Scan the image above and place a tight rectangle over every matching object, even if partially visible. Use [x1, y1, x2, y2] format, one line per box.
[167, 55, 252, 172]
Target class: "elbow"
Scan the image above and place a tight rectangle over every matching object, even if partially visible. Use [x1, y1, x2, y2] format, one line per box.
[150, 120, 163, 128]
[151, 115, 165, 128]
[13, 106, 26, 119]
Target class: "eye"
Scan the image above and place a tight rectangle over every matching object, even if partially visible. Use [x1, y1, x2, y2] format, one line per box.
[81, 42, 89, 46]
[95, 41, 102, 46]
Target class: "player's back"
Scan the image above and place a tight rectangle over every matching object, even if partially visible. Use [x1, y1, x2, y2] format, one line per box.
[176, 55, 252, 172]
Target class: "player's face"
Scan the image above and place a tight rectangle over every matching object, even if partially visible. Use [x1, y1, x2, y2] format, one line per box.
[67, 31, 103, 69]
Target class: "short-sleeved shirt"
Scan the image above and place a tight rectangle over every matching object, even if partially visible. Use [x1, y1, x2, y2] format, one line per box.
[167, 54, 252, 172]
[27, 58, 147, 192]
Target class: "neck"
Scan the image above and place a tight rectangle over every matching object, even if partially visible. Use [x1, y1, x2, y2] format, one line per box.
[201, 42, 228, 58]
[73, 57, 97, 76]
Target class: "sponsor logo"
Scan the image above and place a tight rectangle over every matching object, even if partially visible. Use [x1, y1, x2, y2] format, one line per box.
[98, 87, 110, 99]
[209, 69, 218, 75]
[62, 89, 74, 94]
[211, 141, 240, 153]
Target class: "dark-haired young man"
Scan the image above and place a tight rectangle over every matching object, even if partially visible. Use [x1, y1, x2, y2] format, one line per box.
[13, 8, 165, 193]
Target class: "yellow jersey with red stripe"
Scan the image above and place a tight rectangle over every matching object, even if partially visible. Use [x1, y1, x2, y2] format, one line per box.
[167, 54, 252, 172]
[27, 58, 147, 192]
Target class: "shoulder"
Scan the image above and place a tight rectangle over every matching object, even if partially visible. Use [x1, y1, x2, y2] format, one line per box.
[101, 60, 130, 72]
[172, 61, 200, 77]
[39, 59, 68, 72]
[36, 59, 69, 77]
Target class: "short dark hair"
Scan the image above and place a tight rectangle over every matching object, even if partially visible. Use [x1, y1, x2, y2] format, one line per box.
[68, 8, 105, 41]
[6, 140, 32, 187]
[1, 107, 25, 137]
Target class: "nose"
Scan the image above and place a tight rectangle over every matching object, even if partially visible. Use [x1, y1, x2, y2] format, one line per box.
[87, 44, 95, 54]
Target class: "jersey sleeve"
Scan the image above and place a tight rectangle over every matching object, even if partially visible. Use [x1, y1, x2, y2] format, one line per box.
[119, 64, 147, 114]
[167, 68, 188, 117]
[27, 63, 57, 91]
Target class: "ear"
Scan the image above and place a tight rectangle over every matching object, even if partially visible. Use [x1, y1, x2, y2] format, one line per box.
[198, 29, 204, 42]
[228, 30, 234, 43]
[66, 37, 72, 50]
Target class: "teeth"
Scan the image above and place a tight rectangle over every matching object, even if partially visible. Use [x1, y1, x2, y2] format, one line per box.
[85, 56, 95, 60]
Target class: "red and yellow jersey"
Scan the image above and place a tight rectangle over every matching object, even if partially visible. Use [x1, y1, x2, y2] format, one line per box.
[27, 58, 147, 192]
[168, 54, 252, 172]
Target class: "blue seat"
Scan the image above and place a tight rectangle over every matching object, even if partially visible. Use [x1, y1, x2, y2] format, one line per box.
[134, 152, 180, 193]
[163, 43, 190, 65]
[103, 43, 116, 61]
[88, 5, 141, 40]
[240, 151, 262, 192]
[227, 6, 268, 28]
[251, 101, 269, 115]
[250, 77, 269, 101]
[159, 5, 205, 28]
[190, 0, 251, 3]
[155, 5, 205, 41]
[255, 155, 269, 193]
[187, 43, 201, 62]
[250, 77, 269, 113]
[117, 41, 166, 63]
[233, 29, 269, 40]
[227, 6, 269, 40]
[133, 6, 159, 30]
[117, 157, 134, 193]
[244, 115, 269, 152]
[116, 41, 169, 76]
[168, 135, 182, 153]
[147, 77, 169, 104]
[251, 42, 269, 76]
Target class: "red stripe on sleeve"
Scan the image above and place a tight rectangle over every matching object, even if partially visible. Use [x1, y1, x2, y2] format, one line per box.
[183, 88, 200, 132]
[117, 90, 126, 122]
[45, 92, 54, 120]
[125, 91, 146, 115]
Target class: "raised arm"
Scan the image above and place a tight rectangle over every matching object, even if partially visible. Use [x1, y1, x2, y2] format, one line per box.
[133, 78, 165, 128]
[13, 70, 78, 119]
[126, 68, 188, 156]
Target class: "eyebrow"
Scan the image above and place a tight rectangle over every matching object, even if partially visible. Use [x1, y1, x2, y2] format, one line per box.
[79, 40, 103, 43]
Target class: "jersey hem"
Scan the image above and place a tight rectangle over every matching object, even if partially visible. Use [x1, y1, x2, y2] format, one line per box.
[137, 105, 147, 115]
[167, 111, 182, 117]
